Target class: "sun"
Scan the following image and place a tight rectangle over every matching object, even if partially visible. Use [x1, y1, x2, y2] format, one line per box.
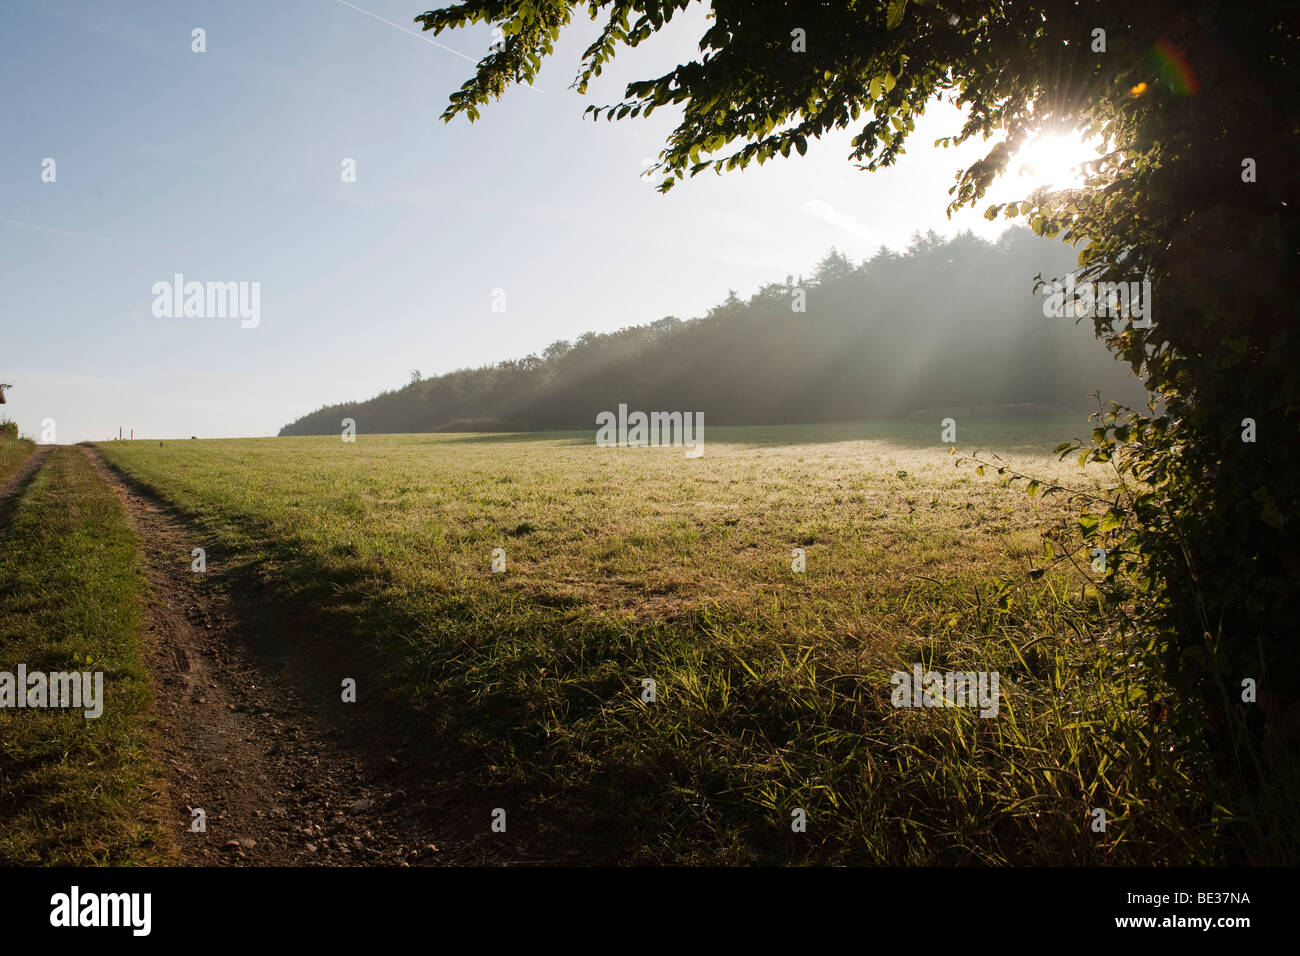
[1011, 130, 1104, 192]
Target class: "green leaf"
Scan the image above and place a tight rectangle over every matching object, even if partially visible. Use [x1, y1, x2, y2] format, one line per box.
[886, 0, 907, 30]
[1026, 479, 1040, 497]
[1099, 508, 1125, 533]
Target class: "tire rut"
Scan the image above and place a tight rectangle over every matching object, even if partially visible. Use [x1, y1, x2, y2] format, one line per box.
[80, 446, 515, 866]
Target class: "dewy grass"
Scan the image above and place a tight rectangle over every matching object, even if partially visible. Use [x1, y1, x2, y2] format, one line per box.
[0, 448, 165, 865]
[94, 421, 1276, 863]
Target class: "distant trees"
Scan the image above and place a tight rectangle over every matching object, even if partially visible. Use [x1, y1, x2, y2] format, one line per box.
[813, 248, 856, 285]
[542, 340, 572, 363]
[280, 228, 1142, 437]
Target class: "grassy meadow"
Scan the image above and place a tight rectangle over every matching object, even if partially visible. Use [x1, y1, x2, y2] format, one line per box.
[92, 420, 1236, 864]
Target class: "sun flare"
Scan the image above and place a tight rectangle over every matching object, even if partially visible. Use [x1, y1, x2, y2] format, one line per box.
[1011, 130, 1104, 191]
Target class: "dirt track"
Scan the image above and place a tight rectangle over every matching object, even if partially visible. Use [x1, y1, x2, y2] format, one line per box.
[79, 446, 522, 866]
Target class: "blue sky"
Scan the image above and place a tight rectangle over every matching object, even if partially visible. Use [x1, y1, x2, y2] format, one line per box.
[1, 0, 1070, 442]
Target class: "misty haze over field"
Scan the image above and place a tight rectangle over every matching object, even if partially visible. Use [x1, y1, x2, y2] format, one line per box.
[282, 228, 1144, 435]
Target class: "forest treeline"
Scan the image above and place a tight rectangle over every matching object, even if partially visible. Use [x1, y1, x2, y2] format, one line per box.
[279, 228, 1145, 435]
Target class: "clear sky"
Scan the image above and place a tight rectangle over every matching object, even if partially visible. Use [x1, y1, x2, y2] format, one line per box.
[1, 0, 1082, 443]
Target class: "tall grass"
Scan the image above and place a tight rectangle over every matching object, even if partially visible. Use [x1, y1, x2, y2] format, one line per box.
[0, 430, 34, 483]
